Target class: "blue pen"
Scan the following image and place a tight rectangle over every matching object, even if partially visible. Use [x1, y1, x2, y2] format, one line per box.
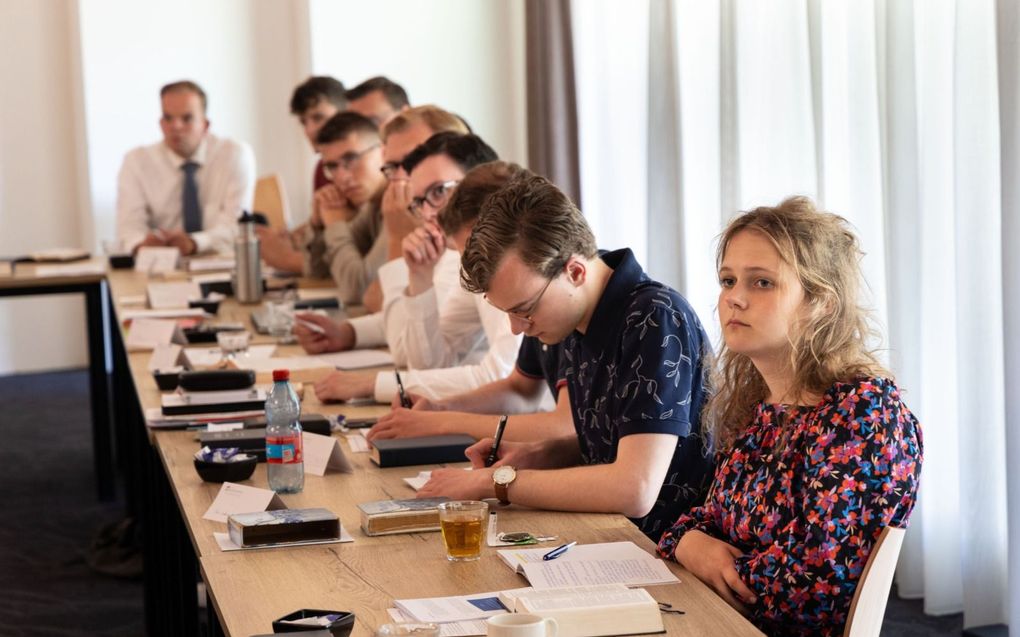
[542, 541, 576, 561]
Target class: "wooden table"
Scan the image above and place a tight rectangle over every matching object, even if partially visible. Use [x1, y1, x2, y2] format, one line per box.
[0, 259, 116, 500]
[103, 265, 764, 637]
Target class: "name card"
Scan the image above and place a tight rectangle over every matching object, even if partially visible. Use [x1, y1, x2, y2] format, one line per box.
[135, 246, 179, 274]
[203, 482, 285, 524]
[303, 432, 354, 476]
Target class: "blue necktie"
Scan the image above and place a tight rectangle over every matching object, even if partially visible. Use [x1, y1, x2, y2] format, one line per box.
[182, 161, 202, 233]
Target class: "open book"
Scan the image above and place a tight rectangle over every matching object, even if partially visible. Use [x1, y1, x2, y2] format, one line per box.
[497, 541, 679, 588]
[499, 584, 665, 637]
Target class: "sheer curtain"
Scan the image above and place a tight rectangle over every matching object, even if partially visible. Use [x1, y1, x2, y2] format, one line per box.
[572, 0, 1018, 628]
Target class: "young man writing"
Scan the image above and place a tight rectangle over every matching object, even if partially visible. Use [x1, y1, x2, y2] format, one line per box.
[417, 173, 715, 540]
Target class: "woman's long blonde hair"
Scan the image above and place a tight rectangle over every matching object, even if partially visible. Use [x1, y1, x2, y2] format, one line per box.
[705, 196, 889, 452]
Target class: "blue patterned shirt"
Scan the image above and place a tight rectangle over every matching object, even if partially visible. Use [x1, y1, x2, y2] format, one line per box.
[561, 248, 714, 539]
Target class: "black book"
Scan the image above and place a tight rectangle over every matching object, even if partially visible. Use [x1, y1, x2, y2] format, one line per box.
[369, 434, 475, 468]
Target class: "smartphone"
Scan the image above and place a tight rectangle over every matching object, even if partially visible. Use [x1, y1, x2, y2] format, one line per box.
[343, 417, 378, 429]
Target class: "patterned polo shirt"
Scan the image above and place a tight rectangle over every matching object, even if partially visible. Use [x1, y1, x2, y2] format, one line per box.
[562, 248, 715, 539]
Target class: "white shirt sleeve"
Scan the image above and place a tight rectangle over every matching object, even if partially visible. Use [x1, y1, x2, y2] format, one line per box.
[348, 313, 386, 349]
[115, 148, 151, 252]
[373, 287, 522, 403]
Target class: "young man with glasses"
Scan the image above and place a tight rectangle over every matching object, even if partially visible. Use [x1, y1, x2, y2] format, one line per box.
[259, 76, 347, 275]
[296, 134, 526, 407]
[414, 172, 715, 542]
[306, 111, 388, 304]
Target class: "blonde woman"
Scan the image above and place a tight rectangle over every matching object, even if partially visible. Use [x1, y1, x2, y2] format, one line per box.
[658, 197, 923, 636]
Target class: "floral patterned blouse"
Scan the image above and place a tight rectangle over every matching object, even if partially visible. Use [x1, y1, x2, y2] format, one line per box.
[658, 377, 923, 637]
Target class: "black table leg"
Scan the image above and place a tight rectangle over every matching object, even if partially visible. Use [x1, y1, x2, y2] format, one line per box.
[85, 280, 116, 501]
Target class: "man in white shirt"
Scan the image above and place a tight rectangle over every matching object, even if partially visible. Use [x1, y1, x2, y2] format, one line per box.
[116, 80, 255, 255]
[295, 133, 522, 404]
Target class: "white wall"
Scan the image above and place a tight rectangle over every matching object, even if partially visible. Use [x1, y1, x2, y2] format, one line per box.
[309, 0, 528, 165]
[0, 0, 89, 373]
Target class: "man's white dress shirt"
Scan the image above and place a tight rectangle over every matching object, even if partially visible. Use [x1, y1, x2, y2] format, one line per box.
[347, 250, 522, 403]
[116, 134, 256, 253]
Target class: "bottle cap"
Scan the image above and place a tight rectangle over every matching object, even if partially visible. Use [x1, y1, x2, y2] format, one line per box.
[272, 369, 290, 381]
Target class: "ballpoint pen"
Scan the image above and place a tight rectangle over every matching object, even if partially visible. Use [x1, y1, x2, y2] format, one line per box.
[395, 369, 412, 408]
[485, 414, 509, 467]
[542, 541, 576, 561]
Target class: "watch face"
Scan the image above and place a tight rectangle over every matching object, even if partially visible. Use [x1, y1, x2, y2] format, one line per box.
[493, 465, 516, 485]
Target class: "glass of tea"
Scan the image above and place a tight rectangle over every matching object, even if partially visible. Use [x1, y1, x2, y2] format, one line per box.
[437, 500, 488, 561]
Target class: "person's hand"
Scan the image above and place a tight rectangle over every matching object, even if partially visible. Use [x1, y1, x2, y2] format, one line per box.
[314, 184, 354, 226]
[417, 466, 493, 500]
[674, 530, 757, 614]
[313, 370, 376, 402]
[163, 230, 197, 255]
[464, 438, 545, 470]
[366, 408, 445, 441]
[134, 232, 168, 253]
[387, 391, 443, 411]
[256, 226, 299, 269]
[381, 179, 420, 246]
[293, 313, 354, 354]
[402, 222, 446, 295]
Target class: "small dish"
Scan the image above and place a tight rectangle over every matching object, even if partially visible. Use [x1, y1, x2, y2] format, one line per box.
[193, 456, 257, 483]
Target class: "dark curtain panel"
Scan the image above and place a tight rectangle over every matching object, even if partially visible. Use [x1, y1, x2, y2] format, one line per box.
[525, 0, 582, 208]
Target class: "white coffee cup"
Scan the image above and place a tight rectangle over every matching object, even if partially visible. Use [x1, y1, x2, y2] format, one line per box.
[486, 613, 558, 637]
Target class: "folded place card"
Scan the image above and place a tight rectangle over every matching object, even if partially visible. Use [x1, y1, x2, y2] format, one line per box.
[135, 246, 179, 273]
[126, 318, 186, 352]
[147, 280, 203, 309]
[303, 432, 354, 476]
[148, 343, 184, 372]
[202, 482, 286, 523]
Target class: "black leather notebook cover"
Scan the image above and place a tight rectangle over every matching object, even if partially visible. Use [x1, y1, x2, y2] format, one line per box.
[369, 434, 475, 468]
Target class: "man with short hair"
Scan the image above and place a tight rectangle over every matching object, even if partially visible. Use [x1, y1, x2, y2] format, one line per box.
[416, 174, 715, 541]
[116, 80, 255, 255]
[346, 76, 410, 127]
[312, 112, 388, 303]
[296, 134, 524, 405]
[259, 76, 347, 274]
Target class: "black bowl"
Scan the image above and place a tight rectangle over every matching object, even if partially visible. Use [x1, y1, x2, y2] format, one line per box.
[193, 456, 257, 483]
[189, 298, 221, 315]
[153, 370, 181, 391]
[272, 609, 355, 636]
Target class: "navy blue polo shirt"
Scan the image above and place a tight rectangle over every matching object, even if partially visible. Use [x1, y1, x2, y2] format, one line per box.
[563, 248, 714, 540]
[515, 337, 565, 398]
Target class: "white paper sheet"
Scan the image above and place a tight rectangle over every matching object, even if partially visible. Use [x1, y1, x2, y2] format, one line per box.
[386, 608, 488, 636]
[394, 590, 510, 624]
[182, 344, 276, 369]
[213, 525, 354, 551]
[497, 542, 680, 589]
[33, 262, 107, 276]
[345, 432, 371, 453]
[188, 256, 235, 272]
[202, 482, 285, 523]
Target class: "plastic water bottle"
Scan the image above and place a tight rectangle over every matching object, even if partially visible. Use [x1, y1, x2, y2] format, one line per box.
[265, 369, 303, 493]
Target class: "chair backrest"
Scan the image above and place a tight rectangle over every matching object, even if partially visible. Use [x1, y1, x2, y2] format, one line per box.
[843, 525, 907, 637]
[253, 174, 291, 229]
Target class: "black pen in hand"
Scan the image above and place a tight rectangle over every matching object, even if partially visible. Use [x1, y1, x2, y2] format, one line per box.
[485, 415, 509, 468]
[394, 370, 412, 409]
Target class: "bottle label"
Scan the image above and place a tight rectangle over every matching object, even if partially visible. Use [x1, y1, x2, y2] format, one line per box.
[266, 435, 303, 464]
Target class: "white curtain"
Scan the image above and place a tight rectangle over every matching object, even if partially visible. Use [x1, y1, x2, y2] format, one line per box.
[573, 0, 1019, 628]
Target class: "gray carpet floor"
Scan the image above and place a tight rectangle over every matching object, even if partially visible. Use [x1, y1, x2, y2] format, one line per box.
[0, 369, 964, 636]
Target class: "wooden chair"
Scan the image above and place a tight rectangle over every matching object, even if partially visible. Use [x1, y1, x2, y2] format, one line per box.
[843, 526, 907, 637]
[253, 174, 291, 229]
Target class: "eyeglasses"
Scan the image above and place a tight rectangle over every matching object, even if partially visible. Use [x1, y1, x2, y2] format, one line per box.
[408, 180, 460, 218]
[380, 161, 403, 180]
[322, 143, 381, 179]
[489, 272, 558, 325]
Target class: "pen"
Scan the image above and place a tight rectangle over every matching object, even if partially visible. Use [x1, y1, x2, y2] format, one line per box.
[542, 541, 576, 561]
[395, 369, 413, 408]
[485, 414, 509, 468]
[293, 317, 326, 335]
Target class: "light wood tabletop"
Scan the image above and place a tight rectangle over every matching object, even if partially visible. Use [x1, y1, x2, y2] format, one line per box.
[105, 265, 764, 637]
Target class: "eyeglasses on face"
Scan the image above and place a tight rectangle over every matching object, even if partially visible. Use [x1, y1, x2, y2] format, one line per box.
[322, 142, 381, 179]
[408, 180, 460, 218]
[487, 268, 562, 325]
[380, 161, 403, 180]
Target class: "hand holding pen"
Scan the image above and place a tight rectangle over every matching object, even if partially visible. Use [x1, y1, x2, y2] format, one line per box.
[485, 415, 508, 467]
[395, 370, 413, 409]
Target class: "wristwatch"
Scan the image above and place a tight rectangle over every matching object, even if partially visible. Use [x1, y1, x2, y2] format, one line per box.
[493, 465, 517, 505]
